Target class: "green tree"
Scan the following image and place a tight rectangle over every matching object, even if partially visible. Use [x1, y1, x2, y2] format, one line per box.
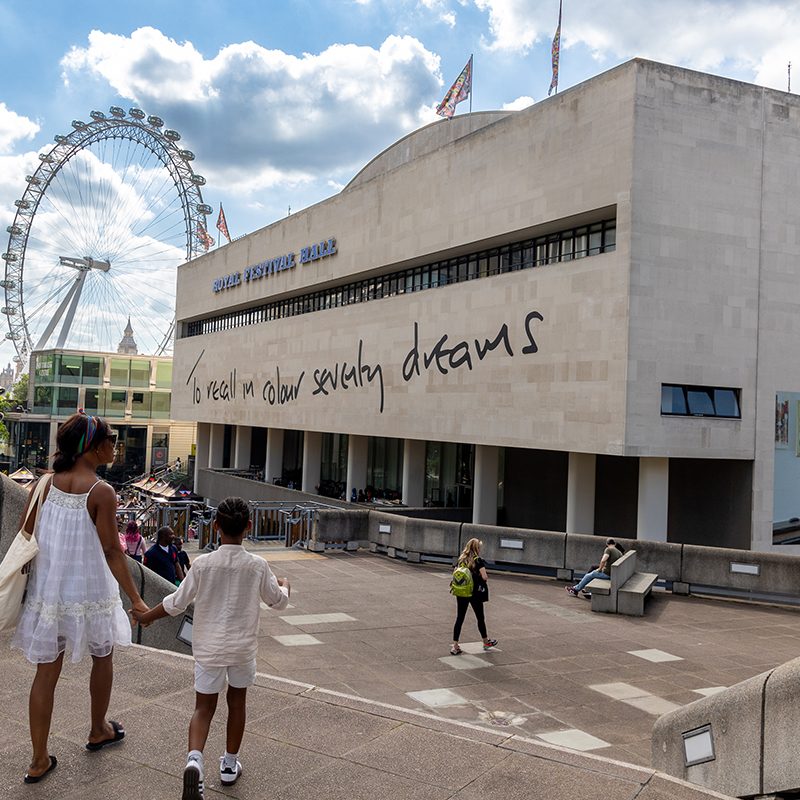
[10, 372, 27, 406]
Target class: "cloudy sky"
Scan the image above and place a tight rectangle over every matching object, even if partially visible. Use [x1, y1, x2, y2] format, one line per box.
[0, 0, 798, 370]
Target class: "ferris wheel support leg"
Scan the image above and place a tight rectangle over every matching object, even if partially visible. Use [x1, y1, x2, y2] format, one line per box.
[34, 273, 83, 351]
[55, 271, 87, 350]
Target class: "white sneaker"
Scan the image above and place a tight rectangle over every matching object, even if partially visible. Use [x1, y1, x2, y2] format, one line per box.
[220, 757, 242, 786]
[182, 760, 204, 799]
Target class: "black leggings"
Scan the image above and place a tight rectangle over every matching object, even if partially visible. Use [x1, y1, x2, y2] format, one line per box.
[453, 596, 487, 641]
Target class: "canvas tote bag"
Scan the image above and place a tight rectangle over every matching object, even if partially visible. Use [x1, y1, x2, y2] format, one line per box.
[0, 474, 52, 630]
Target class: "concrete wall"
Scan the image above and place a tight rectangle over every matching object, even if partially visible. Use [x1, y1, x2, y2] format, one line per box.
[196, 468, 352, 508]
[652, 656, 800, 798]
[310, 506, 800, 600]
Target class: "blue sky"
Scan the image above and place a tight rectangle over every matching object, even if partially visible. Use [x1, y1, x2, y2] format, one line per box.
[1, 0, 799, 370]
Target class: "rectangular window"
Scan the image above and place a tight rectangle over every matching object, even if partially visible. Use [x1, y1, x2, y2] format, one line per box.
[151, 392, 171, 419]
[110, 359, 130, 387]
[129, 360, 150, 388]
[82, 357, 103, 385]
[130, 391, 150, 418]
[58, 354, 82, 384]
[34, 354, 55, 384]
[33, 386, 53, 415]
[155, 362, 172, 389]
[84, 388, 101, 414]
[55, 386, 78, 415]
[661, 384, 741, 419]
[105, 389, 127, 417]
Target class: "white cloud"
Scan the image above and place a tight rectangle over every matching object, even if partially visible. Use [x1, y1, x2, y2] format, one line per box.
[474, 0, 800, 91]
[0, 105, 39, 156]
[441, 11, 457, 26]
[61, 28, 443, 195]
[503, 96, 534, 110]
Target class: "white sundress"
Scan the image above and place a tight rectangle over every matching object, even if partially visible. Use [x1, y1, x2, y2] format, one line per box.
[11, 482, 132, 664]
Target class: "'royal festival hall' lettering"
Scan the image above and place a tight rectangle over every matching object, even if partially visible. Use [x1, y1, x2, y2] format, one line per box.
[211, 237, 337, 292]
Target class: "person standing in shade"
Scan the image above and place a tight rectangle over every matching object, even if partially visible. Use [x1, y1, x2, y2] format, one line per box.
[143, 526, 185, 585]
[451, 538, 498, 655]
[566, 538, 624, 596]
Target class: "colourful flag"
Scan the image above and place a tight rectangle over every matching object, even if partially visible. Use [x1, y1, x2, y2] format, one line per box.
[548, 0, 562, 96]
[197, 221, 214, 250]
[216, 204, 231, 244]
[436, 56, 472, 119]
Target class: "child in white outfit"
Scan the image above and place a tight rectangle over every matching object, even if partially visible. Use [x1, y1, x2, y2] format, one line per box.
[133, 497, 290, 799]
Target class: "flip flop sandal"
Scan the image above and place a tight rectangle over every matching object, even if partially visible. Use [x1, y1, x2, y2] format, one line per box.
[24, 755, 57, 783]
[86, 720, 125, 751]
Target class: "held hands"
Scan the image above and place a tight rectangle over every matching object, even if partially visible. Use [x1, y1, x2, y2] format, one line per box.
[278, 577, 291, 597]
[130, 600, 152, 627]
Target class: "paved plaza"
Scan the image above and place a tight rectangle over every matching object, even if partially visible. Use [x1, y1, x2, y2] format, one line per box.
[2, 540, 798, 798]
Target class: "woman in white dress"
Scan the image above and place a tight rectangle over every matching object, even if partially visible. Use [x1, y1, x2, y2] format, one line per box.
[11, 412, 150, 782]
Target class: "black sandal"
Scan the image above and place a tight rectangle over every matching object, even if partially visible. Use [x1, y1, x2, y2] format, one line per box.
[86, 720, 125, 751]
[24, 755, 57, 783]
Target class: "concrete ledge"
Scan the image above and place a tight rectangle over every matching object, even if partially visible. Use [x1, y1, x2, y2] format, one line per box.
[682, 545, 800, 595]
[0, 474, 29, 561]
[312, 508, 369, 544]
[651, 670, 770, 798]
[761, 658, 800, 795]
[466, 525, 566, 569]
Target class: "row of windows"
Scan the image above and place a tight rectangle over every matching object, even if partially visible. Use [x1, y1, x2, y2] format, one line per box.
[185, 220, 616, 337]
[661, 384, 741, 419]
[34, 354, 173, 389]
[33, 387, 171, 419]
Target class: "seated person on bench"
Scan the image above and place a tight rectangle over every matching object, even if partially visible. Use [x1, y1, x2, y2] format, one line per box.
[566, 538, 624, 597]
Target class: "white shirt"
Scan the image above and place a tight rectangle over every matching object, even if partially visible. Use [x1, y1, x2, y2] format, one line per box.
[162, 544, 288, 666]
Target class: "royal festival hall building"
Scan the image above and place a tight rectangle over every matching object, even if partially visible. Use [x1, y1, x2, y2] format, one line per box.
[172, 58, 800, 553]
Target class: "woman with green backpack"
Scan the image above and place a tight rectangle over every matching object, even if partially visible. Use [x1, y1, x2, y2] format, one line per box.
[450, 538, 498, 655]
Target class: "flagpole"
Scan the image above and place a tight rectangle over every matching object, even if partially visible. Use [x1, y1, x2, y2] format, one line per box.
[469, 54, 473, 133]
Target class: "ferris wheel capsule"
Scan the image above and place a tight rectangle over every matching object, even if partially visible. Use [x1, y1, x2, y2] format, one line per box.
[129, 108, 145, 120]
[5, 332, 19, 340]
[163, 129, 181, 142]
[2, 253, 16, 261]
[72, 120, 88, 130]
[90, 110, 106, 120]
[109, 106, 126, 117]
[6, 226, 21, 235]
[178, 149, 195, 161]
[25, 175, 40, 185]
[55, 135, 70, 144]
[38, 153, 54, 163]
[13, 200, 30, 209]
[196, 203, 213, 214]
[190, 174, 206, 185]
[2, 307, 16, 315]
[0, 280, 15, 288]
[147, 115, 164, 127]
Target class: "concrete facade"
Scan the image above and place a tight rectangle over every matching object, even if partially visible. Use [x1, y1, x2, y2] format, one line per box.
[173, 58, 800, 552]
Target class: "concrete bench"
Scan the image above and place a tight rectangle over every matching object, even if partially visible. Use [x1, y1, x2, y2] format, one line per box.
[585, 550, 657, 616]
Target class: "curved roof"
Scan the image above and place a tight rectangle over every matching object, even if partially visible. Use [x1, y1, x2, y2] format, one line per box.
[346, 111, 515, 190]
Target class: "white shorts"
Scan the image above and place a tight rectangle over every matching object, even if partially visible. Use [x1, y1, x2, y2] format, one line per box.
[194, 659, 257, 695]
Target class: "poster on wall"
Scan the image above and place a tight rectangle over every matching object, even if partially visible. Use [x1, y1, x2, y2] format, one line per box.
[774, 392, 800, 544]
[776, 395, 789, 448]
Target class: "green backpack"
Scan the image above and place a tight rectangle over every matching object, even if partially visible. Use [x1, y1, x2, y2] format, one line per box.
[450, 561, 474, 597]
